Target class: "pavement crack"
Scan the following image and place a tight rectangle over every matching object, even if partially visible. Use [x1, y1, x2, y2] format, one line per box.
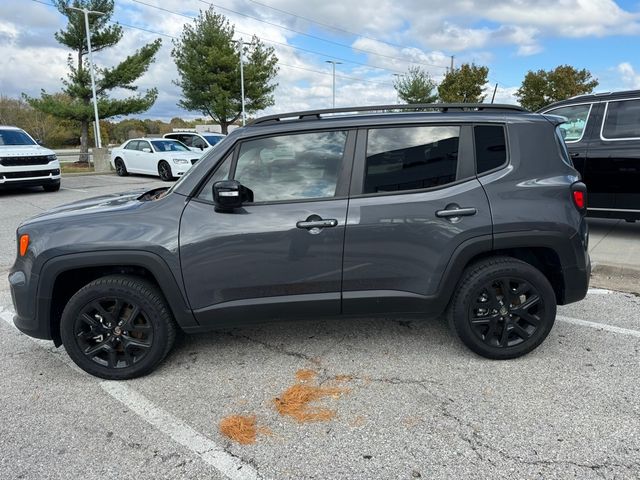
[221, 330, 318, 363]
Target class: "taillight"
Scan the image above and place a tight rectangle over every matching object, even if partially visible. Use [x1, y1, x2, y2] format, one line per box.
[571, 182, 587, 213]
[19, 234, 30, 256]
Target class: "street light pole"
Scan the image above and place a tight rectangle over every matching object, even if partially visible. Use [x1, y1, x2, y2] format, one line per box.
[68, 6, 104, 149]
[325, 60, 342, 108]
[237, 39, 252, 126]
[392, 73, 401, 104]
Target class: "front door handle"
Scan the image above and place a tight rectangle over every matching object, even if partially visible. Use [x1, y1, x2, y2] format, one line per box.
[296, 218, 338, 229]
[435, 207, 477, 218]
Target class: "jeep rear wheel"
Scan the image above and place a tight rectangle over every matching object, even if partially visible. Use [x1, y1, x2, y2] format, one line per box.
[60, 275, 176, 379]
[448, 257, 556, 359]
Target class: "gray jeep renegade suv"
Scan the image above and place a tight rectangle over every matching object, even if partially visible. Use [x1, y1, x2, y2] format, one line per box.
[9, 104, 591, 379]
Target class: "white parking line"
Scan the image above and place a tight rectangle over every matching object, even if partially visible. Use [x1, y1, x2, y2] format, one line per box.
[61, 186, 89, 193]
[586, 288, 613, 295]
[0, 307, 261, 480]
[557, 315, 640, 338]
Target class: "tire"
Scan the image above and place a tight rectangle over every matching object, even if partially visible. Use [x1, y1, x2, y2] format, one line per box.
[114, 158, 128, 177]
[43, 180, 60, 192]
[60, 275, 177, 380]
[158, 161, 174, 181]
[447, 256, 556, 360]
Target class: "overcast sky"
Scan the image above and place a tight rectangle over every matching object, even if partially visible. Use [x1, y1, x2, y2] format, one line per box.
[2, 0, 640, 121]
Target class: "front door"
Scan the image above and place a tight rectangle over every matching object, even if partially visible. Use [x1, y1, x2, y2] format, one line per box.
[342, 124, 493, 315]
[179, 129, 355, 327]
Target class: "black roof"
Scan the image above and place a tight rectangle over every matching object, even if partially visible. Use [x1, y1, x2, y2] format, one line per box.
[541, 89, 640, 111]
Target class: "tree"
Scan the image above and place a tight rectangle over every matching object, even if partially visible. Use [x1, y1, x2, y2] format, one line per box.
[516, 65, 599, 111]
[393, 67, 437, 104]
[24, 0, 161, 160]
[172, 8, 279, 134]
[438, 63, 489, 103]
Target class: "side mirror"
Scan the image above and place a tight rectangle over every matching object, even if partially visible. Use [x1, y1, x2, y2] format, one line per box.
[142, 147, 152, 153]
[213, 180, 253, 212]
[199, 145, 205, 151]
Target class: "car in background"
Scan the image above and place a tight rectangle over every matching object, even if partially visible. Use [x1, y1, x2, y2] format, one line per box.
[163, 132, 225, 152]
[0, 126, 60, 192]
[541, 89, 640, 222]
[110, 138, 200, 181]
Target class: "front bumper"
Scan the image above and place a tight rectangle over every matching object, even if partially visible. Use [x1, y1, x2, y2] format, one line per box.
[8, 266, 52, 340]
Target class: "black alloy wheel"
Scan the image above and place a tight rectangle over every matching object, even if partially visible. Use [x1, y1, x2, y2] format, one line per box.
[469, 277, 544, 348]
[158, 161, 174, 181]
[74, 297, 154, 369]
[61, 275, 176, 379]
[448, 257, 557, 359]
[115, 158, 128, 176]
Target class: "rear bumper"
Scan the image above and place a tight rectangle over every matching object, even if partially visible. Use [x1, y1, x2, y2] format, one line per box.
[561, 256, 591, 305]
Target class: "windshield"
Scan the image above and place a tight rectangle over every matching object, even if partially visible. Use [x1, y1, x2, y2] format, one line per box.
[203, 135, 225, 146]
[151, 139, 190, 152]
[0, 129, 36, 146]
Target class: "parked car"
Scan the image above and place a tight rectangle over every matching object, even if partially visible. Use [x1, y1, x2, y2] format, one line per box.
[110, 138, 201, 181]
[9, 104, 590, 379]
[541, 89, 640, 222]
[163, 132, 225, 152]
[0, 126, 60, 192]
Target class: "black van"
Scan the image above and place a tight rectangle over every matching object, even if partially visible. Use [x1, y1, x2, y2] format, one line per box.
[541, 90, 640, 222]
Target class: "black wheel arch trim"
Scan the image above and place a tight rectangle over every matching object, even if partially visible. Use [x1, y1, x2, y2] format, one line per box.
[34, 250, 197, 344]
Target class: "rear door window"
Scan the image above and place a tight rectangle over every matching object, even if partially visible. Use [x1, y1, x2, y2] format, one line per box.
[474, 125, 507, 174]
[364, 126, 460, 193]
[602, 99, 640, 139]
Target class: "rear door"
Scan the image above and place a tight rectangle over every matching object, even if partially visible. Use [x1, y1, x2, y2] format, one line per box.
[342, 123, 493, 315]
[123, 140, 141, 172]
[588, 98, 640, 216]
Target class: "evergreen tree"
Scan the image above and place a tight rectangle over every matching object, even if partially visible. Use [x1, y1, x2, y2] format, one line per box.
[393, 67, 438, 104]
[25, 0, 161, 160]
[172, 8, 278, 133]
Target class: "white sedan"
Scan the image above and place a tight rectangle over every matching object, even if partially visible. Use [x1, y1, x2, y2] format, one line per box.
[110, 138, 202, 181]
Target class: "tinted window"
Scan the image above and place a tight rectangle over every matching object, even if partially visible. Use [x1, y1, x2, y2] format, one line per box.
[547, 104, 591, 141]
[124, 140, 139, 150]
[364, 126, 459, 194]
[151, 140, 190, 152]
[0, 129, 36, 146]
[198, 153, 233, 202]
[203, 135, 225, 146]
[192, 136, 207, 148]
[234, 131, 347, 202]
[474, 125, 507, 174]
[603, 99, 640, 139]
[138, 141, 151, 152]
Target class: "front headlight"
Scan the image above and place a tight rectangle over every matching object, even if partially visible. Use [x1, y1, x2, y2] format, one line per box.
[46, 154, 57, 162]
[172, 158, 189, 165]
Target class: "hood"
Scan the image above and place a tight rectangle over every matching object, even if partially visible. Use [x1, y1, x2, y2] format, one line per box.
[21, 188, 152, 227]
[0, 144, 56, 157]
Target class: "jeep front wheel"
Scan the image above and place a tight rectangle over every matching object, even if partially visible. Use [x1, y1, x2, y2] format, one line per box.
[448, 257, 556, 360]
[60, 275, 176, 380]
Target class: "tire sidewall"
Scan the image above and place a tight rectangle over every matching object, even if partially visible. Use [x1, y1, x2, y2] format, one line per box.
[451, 260, 557, 360]
[60, 278, 172, 379]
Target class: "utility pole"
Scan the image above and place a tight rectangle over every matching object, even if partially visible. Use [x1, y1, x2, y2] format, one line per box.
[325, 60, 342, 108]
[392, 73, 401, 104]
[449, 55, 455, 73]
[67, 6, 104, 149]
[237, 39, 253, 126]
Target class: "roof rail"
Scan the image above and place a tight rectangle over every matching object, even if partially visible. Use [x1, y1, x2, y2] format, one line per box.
[249, 103, 528, 126]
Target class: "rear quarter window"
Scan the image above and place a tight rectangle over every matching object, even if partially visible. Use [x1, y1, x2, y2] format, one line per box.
[474, 125, 507, 174]
[602, 99, 640, 139]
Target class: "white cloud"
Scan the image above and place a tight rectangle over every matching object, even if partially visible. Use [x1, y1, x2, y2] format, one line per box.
[616, 62, 640, 89]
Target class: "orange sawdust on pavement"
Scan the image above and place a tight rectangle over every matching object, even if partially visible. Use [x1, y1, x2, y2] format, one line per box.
[274, 371, 349, 423]
[295, 368, 317, 382]
[219, 415, 259, 445]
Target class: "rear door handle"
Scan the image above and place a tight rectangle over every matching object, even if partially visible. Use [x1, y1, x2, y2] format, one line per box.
[296, 219, 338, 229]
[435, 207, 477, 218]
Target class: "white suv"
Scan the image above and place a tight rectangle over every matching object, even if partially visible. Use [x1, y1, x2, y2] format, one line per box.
[0, 126, 61, 192]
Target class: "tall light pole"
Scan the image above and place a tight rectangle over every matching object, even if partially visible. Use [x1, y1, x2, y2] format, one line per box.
[325, 60, 342, 109]
[67, 6, 104, 148]
[237, 39, 252, 126]
[392, 73, 401, 104]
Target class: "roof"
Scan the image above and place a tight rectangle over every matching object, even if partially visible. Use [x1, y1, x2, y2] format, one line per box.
[0, 125, 25, 130]
[541, 89, 640, 111]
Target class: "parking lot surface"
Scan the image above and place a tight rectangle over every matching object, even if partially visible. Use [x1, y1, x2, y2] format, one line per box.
[1, 174, 639, 479]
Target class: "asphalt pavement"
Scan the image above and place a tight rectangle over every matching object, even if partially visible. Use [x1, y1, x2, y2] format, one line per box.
[0, 174, 639, 479]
